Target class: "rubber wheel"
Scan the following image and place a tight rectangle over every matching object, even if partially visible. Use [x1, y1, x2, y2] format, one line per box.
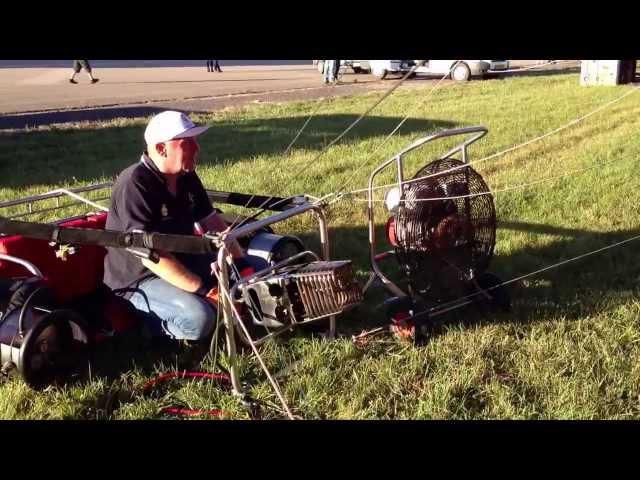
[452, 62, 471, 81]
[352, 67, 363, 74]
[20, 310, 89, 389]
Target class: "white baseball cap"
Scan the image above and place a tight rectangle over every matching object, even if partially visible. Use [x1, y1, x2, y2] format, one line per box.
[144, 110, 210, 146]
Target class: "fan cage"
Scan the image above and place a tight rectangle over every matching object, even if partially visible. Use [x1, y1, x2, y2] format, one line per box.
[393, 158, 495, 301]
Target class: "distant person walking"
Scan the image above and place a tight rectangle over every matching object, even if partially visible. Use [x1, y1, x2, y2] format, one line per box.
[69, 60, 99, 84]
[206, 60, 222, 72]
[323, 60, 340, 84]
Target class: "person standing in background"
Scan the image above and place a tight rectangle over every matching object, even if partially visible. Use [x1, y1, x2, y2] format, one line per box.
[323, 60, 337, 84]
[206, 60, 222, 72]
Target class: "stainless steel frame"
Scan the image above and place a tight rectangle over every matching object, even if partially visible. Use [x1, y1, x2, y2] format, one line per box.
[366, 126, 488, 298]
[0, 254, 44, 279]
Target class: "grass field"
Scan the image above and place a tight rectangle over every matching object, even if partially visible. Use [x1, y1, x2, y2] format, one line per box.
[0, 71, 639, 419]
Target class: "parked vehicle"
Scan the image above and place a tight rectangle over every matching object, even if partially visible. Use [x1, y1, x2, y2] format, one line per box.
[415, 60, 509, 81]
[312, 60, 509, 81]
[312, 60, 415, 78]
[486, 60, 509, 71]
[368, 60, 415, 79]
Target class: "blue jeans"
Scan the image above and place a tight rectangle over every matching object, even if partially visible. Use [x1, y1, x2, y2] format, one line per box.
[125, 254, 263, 341]
[324, 60, 337, 83]
[127, 276, 216, 341]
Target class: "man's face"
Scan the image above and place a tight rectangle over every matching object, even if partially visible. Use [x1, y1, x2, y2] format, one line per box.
[161, 136, 200, 174]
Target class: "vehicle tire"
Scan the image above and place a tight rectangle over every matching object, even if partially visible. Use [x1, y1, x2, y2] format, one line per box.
[451, 62, 471, 81]
[317, 61, 325, 74]
[352, 67, 363, 74]
[372, 67, 388, 80]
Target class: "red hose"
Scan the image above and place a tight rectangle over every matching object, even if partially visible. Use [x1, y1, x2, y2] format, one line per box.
[160, 407, 225, 417]
[143, 371, 231, 418]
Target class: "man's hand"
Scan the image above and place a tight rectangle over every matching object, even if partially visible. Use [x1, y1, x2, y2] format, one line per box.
[198, 211, 245, 259]
[203, 287, 219, 306]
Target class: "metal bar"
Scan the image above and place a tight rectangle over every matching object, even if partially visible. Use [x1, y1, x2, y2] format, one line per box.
[217, 246, 242, 395]
[397, 126, 487, 159]
[205, 190, 304, 211]
[0, 183, 113, 210]
[4, 196, 111, 221]
[368, 152, 408, 299]
[0, 254, 44, 278]
[396, 154, 404, 194]
[223, 202, 317, 242]
[49, 189, 109, 212]
[437, 128, 488, 162]
[312, 206, 336, 337]
[362, 271, 378, 294]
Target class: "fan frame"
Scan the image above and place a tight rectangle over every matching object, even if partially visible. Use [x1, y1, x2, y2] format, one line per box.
[365, 126, 489, 302]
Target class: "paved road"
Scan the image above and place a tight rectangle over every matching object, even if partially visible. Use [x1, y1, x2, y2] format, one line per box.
[0, 60, 310, 68]
[0, 64, 398, 129]
[0, 64, 336, 114]
[0, 61, 580, 130]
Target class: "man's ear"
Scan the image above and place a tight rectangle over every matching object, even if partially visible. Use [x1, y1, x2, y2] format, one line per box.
[155, 142, 167, 157]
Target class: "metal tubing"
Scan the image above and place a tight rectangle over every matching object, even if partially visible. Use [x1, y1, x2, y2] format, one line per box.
[0, 254, 44, 278]
[0, 183, 113, 210]
[368, 156, 408, 299]
[398, 126, 487, 159]
[224, 202, 318, 243]
[217, 246, 243, 395]
[312, 206, 335, 337]
[4, 198, 110, 221]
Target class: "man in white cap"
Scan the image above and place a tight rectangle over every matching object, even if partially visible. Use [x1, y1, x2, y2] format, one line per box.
[103, 110, 250, 342]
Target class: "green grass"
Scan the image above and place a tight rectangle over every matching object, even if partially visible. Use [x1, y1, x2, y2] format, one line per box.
[1, 72, 639, 419]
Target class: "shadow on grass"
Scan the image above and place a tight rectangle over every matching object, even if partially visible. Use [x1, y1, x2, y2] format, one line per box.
[0, 114, 456, 190]
[48, 216, 638, 418]
[317, 219, 640, 338]
[498, 66, 582, 79]
[59, 329, 225, 419]
[0, 106, 170, 131]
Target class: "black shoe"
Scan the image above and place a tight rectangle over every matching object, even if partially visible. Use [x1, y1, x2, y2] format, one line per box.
[69, 79, 78, 84]
[91, 78, 99, 84]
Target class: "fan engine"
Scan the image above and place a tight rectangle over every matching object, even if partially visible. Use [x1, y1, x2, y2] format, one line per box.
[236, 260, 363, 345]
